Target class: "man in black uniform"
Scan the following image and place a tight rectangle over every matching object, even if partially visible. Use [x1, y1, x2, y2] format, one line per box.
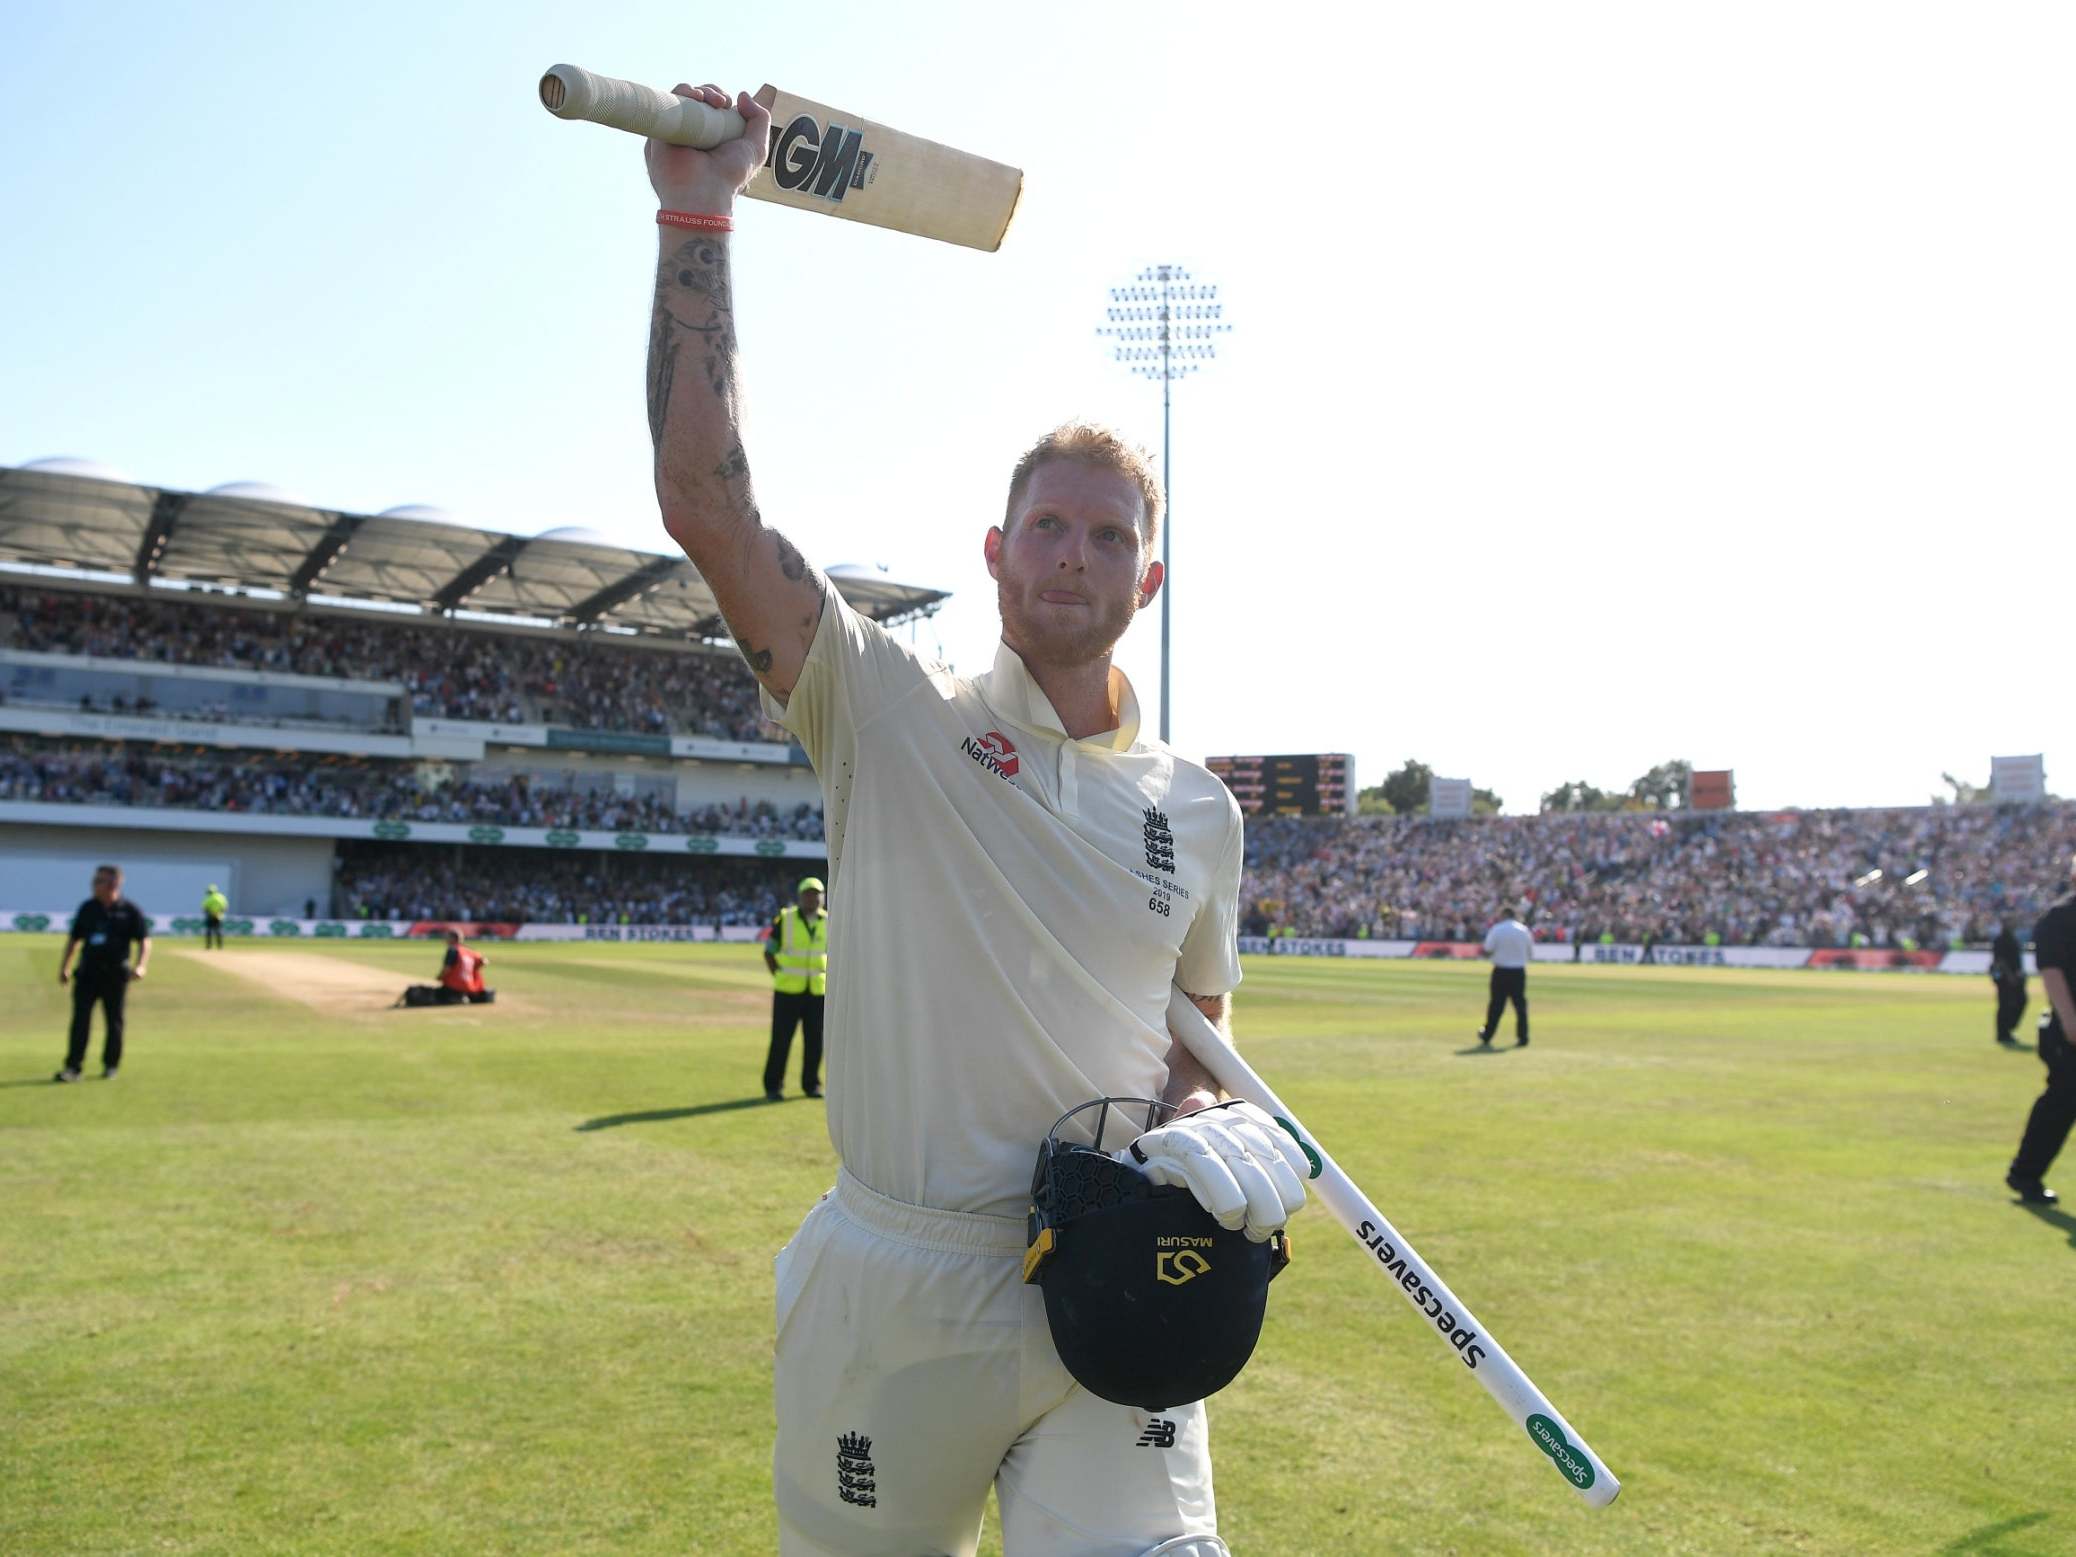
[2006, 857, 2076, 1205]
[1990, 919, 2028, 1046]
[55, 864, 151, 1083]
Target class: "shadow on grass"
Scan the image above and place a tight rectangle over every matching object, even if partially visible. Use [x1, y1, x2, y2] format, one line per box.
[1453, 1044, 1514, 1056]
[2018, 1201, 2076, 1251]
[575, 1097, 779, 1131]
[1939, 1510, 2052, 1553]
[1, 1077, 71, 1090]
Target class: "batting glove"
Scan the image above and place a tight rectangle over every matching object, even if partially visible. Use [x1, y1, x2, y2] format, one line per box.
[1122, 1100, 1309, 1243]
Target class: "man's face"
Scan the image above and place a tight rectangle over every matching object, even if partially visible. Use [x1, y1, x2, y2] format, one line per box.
[985, 462, 1162, 671]
[92, 872, 120, 904]
[801, 889, 823, 915]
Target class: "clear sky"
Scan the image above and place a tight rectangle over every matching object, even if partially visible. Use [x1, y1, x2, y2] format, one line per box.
[3, 1, 2067, 812]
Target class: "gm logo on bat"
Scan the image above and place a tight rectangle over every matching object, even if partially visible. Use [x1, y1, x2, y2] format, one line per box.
[765, 115, 878, 201]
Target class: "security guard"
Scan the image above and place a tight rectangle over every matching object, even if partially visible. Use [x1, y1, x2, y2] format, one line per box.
[55, 863, 150, 1082]
[2007, 856, 2076, 1205]
[1990, 919, 2027, 1046]
[201, 883, 229, 950]
[761, 876, 827, 1101]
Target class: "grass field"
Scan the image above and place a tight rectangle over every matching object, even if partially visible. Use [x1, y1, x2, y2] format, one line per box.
[4, 936, 2073, 1556]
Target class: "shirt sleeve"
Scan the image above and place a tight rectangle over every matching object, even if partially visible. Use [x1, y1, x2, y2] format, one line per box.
[2035, 904, 2076, 977]
[1176, 794, 1245, 999]
[1482, 925, 1498, 952]
[69, 904, 89, 940]
[758, 593, 932, 871]
[758, 590, 930, 769]
[444, 947, 458, 969]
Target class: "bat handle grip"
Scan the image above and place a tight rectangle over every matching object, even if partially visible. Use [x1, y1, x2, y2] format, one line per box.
[539, 64, 748, 149]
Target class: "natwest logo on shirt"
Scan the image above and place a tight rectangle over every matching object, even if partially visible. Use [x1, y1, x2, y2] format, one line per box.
[960, 729, 1021, 781]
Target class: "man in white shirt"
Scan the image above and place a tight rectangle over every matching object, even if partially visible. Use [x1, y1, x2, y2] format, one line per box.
[1478, 908, 1534, 1048]
[640, 83, 1305, 1557]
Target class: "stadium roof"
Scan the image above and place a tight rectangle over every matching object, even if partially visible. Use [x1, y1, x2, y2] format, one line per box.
[0, 461, 950, 638]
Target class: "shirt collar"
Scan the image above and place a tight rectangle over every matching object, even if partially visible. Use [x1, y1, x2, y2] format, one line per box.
[980, 639, 1142, 753]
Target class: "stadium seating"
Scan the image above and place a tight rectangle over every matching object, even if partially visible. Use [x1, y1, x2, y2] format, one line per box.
[10, 584, 2068, 945]
[1244, 804, 2076, 949]
[0, 737, 823, 839]
[1, 582, 777, 740]
[333, 842, 795, 926]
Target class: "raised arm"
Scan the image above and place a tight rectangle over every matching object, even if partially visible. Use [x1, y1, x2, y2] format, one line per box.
[644, 83, 828, 705]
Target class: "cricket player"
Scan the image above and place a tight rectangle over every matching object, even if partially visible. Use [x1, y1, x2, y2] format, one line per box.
[642, 84, 1304, 1556]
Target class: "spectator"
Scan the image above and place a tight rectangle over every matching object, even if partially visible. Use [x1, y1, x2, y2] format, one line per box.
[0, 582, 784, 741]
[0, 737, 825, 842]
[1243, 804, 2076, 952]
[332, 842, 797, 927]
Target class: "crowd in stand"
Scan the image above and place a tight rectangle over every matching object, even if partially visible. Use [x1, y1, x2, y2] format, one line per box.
[0, 583, 774, 739]
[10, 575, 2072, 946]
[0, 738, 825, 840]
[1243, 803, 2076, 948]
[332, 844, 795, 926]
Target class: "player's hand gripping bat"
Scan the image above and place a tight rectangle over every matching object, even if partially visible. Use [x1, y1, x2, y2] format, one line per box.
[539, 65, 1022, 252]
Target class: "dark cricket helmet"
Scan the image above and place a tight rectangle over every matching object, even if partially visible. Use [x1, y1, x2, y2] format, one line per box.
[1024, 1097, 1290, 1411]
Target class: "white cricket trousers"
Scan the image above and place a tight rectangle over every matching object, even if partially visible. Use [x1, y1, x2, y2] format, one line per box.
[773, 1169, 1219, 1556]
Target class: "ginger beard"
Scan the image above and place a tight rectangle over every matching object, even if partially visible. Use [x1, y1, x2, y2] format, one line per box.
[986, 461, 1163, 674]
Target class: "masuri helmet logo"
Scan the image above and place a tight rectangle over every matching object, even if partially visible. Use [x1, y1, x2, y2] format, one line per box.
[1154, 1249, 1211, 1286]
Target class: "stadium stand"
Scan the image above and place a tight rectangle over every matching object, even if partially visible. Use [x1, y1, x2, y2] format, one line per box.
[1, 581, 774, 738]
[1244, 804, 2076, 949]
[0, 461, 948, 925]
[333, 843, 794, 927]
[4, 464, 2062, 949]
[0, 737, 824, 838]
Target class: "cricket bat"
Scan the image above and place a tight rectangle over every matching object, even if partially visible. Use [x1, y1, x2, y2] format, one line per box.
[1165, 986, 1622, 1506]
[539, 65, 1023, 252]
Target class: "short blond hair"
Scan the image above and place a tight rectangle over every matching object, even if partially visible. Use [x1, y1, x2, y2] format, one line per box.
[1003, 423, 1164, 552]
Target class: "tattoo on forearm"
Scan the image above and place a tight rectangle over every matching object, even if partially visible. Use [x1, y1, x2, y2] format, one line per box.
[672, 240, 732, 315]
[646, 314, 678, 447]
[648, 238, 737, 449]
[712, 442, 749, 484]
[732, 633, 774, 675]
[649, 231, 827, 688]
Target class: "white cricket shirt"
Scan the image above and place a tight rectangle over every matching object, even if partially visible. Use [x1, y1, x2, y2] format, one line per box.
[1483, 918, 1534, 968]
[763, 593, 1245, 1218]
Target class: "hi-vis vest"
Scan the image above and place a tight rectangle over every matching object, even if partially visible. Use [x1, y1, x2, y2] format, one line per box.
[203, 891, 228, 917]
[771, 906, 827, 996]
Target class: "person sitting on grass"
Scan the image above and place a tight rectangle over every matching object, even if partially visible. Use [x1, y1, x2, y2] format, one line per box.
[397, 930, 496, 1007]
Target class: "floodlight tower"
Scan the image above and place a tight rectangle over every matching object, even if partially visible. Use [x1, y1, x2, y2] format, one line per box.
[1097, 265, 1229, 744]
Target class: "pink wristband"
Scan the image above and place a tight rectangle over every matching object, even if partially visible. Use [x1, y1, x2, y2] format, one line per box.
[658, 209, 734, 233]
